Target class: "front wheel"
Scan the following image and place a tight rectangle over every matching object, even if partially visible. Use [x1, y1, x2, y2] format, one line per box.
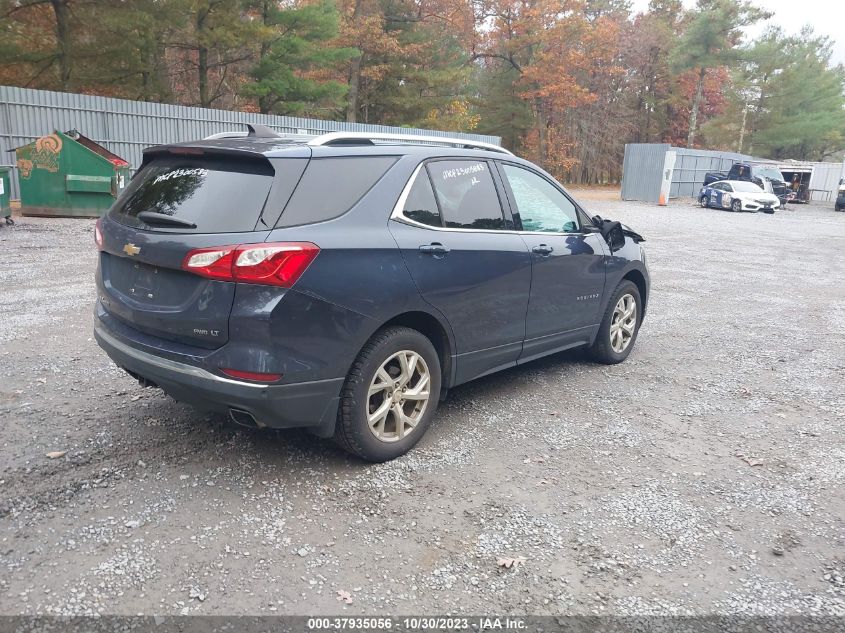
[700, 195, 709, 208]
[587, 281, 642, 365]
[334, 326, 441, 462]
[731, 199, 742, 213]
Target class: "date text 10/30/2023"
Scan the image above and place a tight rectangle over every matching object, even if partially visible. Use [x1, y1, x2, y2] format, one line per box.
[307, 617, 527, 630]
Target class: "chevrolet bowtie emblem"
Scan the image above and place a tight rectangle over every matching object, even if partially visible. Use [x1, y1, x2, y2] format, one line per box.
[123, 243, 141, 256]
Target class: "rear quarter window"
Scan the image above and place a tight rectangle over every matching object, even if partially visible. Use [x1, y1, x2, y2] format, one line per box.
[110, 157, 274, 233]
[276, 156, 398, 228]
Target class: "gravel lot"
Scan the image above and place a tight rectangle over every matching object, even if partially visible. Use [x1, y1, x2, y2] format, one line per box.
[0, 197, 843, 618]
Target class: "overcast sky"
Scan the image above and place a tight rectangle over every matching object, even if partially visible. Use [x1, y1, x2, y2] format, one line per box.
[630, 0, 845, 66]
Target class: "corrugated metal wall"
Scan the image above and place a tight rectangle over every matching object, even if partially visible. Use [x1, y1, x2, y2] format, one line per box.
[807, 163, 843, 202]
[621, 143, 669, 203]
[622, 143, 753, 203]
[669, 148, 752, 198]
[0, 85, 501, 199]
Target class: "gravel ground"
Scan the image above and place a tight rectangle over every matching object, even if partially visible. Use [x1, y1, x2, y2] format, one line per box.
[0, 197, 843, 618]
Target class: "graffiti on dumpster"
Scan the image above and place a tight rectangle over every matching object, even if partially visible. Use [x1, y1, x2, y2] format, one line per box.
[16, 159, 33, 179]
[17, 133, 63, 178]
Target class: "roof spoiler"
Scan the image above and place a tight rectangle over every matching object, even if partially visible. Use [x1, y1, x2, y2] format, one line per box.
[246, 124, 282, 138]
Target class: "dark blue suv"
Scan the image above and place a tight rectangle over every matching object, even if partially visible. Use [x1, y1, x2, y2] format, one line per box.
[94, 127, 649, 461]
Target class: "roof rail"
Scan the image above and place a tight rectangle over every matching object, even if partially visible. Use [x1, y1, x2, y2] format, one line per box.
[307, 131, 512, 155]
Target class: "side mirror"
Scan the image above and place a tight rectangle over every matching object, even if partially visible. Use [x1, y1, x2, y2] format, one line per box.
[592, 215, 625, 252]
[601, 220, 626, 252]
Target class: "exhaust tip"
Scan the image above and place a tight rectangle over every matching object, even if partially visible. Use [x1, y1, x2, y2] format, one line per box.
[228, 408, 261, 429]
[123, 368, 159, 389]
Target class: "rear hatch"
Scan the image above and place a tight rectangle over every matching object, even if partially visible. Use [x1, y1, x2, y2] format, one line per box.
[98, 147, 307, 349]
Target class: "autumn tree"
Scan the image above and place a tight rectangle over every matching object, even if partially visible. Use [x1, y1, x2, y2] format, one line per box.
[474, 0, 627, 179]
[622, 0, 682, 143]
[337, 0, 401, 122]
[337, 0, 474, 125]
[562, 0, 630, 183]
[669, 0, 767, 147]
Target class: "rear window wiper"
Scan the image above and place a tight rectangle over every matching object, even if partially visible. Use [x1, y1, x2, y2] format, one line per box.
[137, 211, 197, 229]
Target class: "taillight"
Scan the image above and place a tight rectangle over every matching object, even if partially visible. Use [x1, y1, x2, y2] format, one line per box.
[182, 242, 319, 287]
[182, 246, 236, 281]
[94, 218, 104, 250]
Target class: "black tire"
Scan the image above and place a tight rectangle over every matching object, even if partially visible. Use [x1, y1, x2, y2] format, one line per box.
[700, 195, 709, 208]
[731, 199, 742, 213]
[334, 326, 441, 462]
[763, 208, 775, 215]
[587, 280, 642, 365]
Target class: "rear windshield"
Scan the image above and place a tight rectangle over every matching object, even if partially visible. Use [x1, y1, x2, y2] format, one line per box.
[110, 157, 274, 233]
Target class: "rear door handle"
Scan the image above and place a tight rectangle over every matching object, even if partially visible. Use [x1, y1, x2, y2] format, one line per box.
[532, 244, 554, 256]
[419, 243, 450, 256]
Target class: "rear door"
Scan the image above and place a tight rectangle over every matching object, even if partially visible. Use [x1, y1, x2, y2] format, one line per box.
[389, 159, 531, 384]
[98, 151, 307, 348]
[497, 162, 608, 362]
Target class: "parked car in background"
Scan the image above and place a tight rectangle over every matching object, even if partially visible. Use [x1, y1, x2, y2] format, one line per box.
[837, 179, 845, 212]
[699, 180, 779, 213]
[93, 127, 650, 462]
[704, 162, 791, 205]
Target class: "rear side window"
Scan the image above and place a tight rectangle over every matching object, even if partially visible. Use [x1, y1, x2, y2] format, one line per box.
[426, 160, 505, 230]
[403, 171, 442, 227]
[110, 157, 274, 233]
[276, 156, 397, 227]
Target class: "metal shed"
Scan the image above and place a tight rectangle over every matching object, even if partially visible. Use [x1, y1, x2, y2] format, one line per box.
[622, 143, 844, 205]
[622, 144, 752, 203]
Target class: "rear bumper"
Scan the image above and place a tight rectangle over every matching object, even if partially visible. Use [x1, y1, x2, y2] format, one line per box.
[94, 320, 343, 437]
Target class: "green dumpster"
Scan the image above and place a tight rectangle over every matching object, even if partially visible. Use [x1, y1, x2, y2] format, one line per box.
[0, 165, 12, 225]
[14, 129, 131, 218]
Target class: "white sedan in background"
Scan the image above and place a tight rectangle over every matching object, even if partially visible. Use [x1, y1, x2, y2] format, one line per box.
[699, 180, 780, 214]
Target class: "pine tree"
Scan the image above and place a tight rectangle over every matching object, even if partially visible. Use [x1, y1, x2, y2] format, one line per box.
[243, 0, 356, 116]
[746, 28, 845, 160]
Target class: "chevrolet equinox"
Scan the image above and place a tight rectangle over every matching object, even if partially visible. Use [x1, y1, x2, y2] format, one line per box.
[94, 126, 649, 461]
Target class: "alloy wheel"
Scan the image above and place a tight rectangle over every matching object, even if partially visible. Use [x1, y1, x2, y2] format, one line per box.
[366, 350, 431, 443]
[610, 294, 637, 353]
